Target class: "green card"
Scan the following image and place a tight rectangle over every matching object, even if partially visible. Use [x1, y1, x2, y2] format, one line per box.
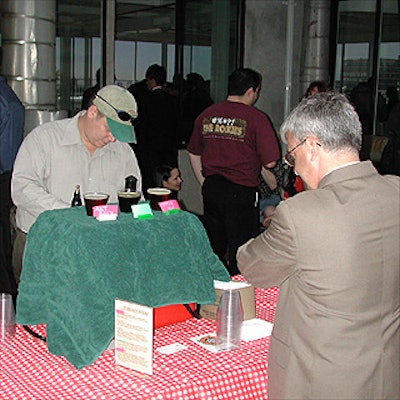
[132, 203, 153, 219]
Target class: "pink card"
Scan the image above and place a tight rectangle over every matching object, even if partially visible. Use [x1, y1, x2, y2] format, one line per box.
[159, 199, 181, 213]
[93, 204, 119, 217]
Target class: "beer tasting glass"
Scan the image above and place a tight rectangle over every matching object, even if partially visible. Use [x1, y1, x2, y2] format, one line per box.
[117, 190, 141, 212]
[147, 188, 171, 211]
[84, 192, 109, 216]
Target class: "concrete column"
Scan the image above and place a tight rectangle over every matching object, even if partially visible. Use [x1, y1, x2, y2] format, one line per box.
[101, 0, 115, 86]
[210, 0, 230, 103]
[59, 35, 72, 114]
[301, 0, 331, 92]
[0, 0, 67, 136]
[0, 0, 56, 110]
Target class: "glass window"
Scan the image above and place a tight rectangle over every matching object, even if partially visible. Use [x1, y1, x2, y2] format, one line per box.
[182, 0, 240, 103]
[72, 38, 86, 113]
[92, 38, 101, 81]
[136, 42, 162, 81]
[335, 1, 378, 137]
[182, 1, 213, 82]
[115, 40, 136, 87]
[335, 0, 400, 161]
[379, 0, 400, 136]
[167, 44, 175, 82]
[190, 46, 212, 81]
[55, 0, 242, 116]
[334, 1, 376, 94]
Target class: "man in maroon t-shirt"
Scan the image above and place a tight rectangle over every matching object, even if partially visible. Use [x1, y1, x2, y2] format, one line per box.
[187, 68, 280, 275]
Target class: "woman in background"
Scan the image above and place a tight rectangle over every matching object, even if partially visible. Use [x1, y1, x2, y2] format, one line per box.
[153, 165, 183, 199]
[303, 80, 329, 99]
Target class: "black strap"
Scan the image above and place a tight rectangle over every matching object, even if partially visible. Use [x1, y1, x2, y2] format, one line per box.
[23, 325, 47, 342]
[184, 303, 201, 319]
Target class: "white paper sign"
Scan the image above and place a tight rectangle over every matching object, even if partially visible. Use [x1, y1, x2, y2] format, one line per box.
[114, 299, 154, 375]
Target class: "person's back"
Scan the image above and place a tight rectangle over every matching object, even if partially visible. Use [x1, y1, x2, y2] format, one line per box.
[238, 92, 399, 399]
[386, 85, 399, 115]
[193, 100, 278, 186]
[138, 64, 179, 194]
[269, 165, 399, 398]
[141, 88, 178, 150]
[180, 74, 214, 145]
[380, 101, 400, 175]
[187, 68, 279, 275]
[350, 78, 387, 136]
[182, 74, 213, 119]
[127, 79, 148, 115]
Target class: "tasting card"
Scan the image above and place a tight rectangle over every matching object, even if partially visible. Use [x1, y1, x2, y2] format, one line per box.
[93, 204, 118, 220]
[132, 203, 153, 219]
[114, 299, 154, 375]
[159, 199, 181, 214]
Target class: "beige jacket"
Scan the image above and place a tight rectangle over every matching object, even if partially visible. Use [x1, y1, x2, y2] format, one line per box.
[238, 161, 400, 399]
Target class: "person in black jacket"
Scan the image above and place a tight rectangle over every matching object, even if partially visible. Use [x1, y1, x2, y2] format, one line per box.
[136, 64, 179, 196]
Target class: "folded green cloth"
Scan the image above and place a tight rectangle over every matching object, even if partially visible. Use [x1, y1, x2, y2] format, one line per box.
[16, 207, 229, 369]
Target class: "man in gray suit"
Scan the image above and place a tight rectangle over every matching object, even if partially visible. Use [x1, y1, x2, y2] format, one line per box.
[238, 92, 399, 399]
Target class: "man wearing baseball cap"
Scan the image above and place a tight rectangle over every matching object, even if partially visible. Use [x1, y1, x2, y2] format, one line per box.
[11, 85, 142, 284]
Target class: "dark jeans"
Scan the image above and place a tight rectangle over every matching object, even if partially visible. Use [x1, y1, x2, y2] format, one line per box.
[201, 175, 259, 276]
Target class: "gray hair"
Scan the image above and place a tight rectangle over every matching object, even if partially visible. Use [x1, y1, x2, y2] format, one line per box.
[280, 92, 362, 152]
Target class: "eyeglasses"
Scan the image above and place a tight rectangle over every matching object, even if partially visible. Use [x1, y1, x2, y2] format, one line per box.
[95, 94, 135, 123]
[283, 137, 321, 167]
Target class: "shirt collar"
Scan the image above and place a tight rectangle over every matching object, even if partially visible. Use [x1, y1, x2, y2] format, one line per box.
[323, 161, 361, 179]
[60, 111, 85, 146]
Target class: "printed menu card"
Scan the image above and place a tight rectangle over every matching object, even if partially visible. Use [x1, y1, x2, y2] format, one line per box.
[115, 299, 153, 375]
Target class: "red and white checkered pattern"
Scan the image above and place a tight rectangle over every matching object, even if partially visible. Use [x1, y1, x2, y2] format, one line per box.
[0, 284, 279, 400]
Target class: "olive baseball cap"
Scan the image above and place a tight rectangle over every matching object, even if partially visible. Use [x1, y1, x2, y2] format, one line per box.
[92, 85, 137, 143]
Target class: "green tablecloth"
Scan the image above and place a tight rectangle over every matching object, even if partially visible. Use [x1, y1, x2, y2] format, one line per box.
[16, 207, 229, 368]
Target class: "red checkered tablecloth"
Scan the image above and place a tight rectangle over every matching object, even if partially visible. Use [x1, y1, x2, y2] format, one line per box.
[0, 285, 279, 400]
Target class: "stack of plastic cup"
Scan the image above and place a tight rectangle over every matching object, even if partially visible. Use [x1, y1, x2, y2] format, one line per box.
[216, 289, 243, 351]
[0, 293, 16, 342]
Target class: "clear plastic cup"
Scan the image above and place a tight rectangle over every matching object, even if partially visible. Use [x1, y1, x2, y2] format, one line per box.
[216, 289, 243, 351]
[0, 293, 16, 341]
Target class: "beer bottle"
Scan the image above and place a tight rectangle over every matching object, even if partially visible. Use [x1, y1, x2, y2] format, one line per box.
[71, 185, 82, 207]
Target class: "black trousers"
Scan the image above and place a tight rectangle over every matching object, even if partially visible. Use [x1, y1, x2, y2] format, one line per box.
[201, 175, 259, 276]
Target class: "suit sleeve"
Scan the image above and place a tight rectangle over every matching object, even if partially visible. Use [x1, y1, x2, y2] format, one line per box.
[237, 200, 298, 288]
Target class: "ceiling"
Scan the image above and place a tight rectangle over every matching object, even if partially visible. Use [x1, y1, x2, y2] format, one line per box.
[56, 0, 212, 44]
[338, 11, 400, 43]
[56, 1, 399, 45]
